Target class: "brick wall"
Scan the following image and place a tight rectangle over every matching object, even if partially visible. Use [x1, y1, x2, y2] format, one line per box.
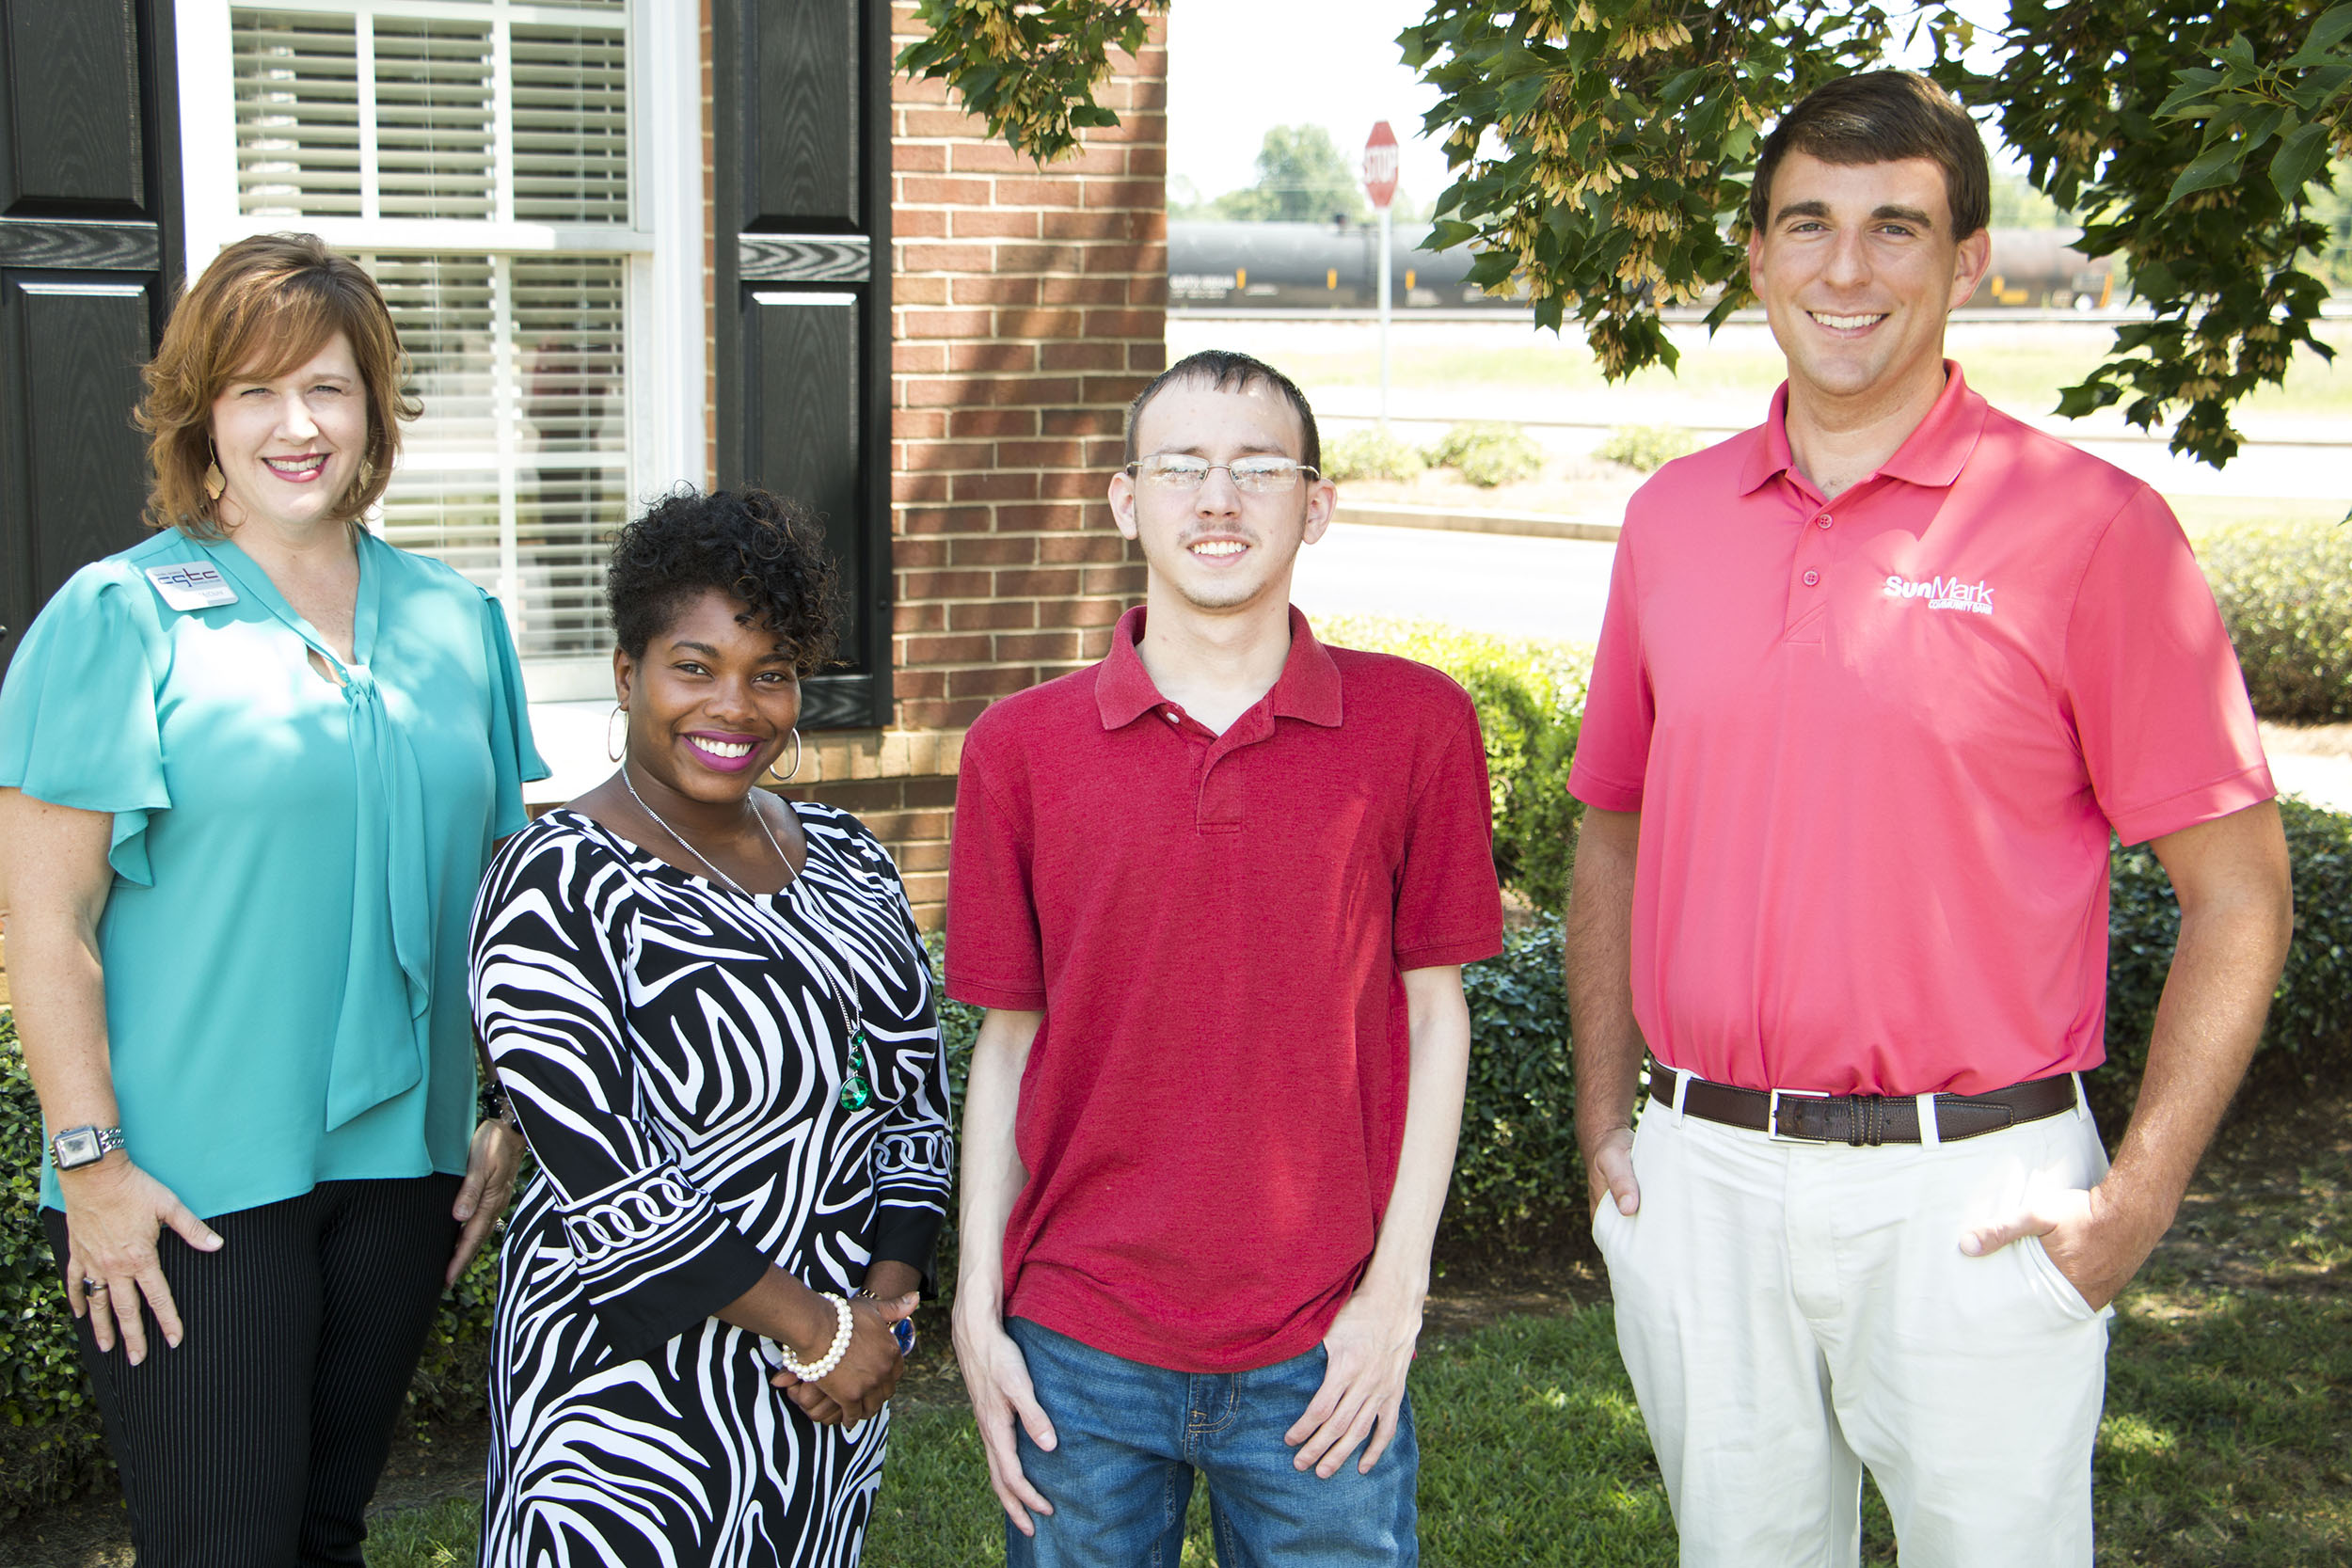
[779, 9, 1169, 927]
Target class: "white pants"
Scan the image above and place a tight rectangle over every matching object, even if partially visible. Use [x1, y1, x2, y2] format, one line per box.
[1595, 1085, 2113, 1568]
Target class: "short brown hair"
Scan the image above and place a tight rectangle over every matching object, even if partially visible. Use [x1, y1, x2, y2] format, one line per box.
[1750, 71, 1989, 240]
[1122, 350, 1322, 477]
[137, 232, 419, 537]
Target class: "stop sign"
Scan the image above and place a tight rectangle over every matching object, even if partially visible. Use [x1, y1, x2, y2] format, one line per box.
[1363, 121, 1399, 210]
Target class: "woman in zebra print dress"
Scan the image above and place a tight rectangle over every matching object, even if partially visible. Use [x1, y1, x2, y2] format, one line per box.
[469, 490, 951, 1566]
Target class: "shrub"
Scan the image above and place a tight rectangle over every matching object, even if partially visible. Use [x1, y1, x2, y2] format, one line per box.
[2200, 523, 2352, 722]
[1449, 917, 1581, 1243]
[1321, 616, 1590, 914]
[0, 1010, 112, 1518]
[2093, 797, 2352, 1127]
[1594, 423, 1703, 473]
[1322, 429, 1426, 484]
[1424, 422, 1544, 488]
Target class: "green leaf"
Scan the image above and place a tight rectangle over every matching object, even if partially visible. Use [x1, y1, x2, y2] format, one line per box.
[2156, 69, 2226, 119]
[2291, 63, 2352, 110]
[2237, 104, 2289, 153]
[2269, 120, 2333, 203]
[2289, 3, 2352, 63]
[2164, 141, 2247, 208]
[2055, 381, 2120, 420]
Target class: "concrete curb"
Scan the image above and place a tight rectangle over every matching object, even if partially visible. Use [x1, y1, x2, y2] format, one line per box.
[1336, 501, 1623, 542]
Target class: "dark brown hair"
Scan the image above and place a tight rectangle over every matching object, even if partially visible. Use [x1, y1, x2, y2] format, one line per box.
[1122, 350, 1322, 476]
[607, 488, 842, 673]
[137, 232, 419, 537]
[1750, 71, 1990, 239]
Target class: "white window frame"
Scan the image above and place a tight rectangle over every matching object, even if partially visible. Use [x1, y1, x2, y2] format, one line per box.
[174, 0, 705, 699]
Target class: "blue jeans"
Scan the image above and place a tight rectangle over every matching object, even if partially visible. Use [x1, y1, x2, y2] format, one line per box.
[1005, 1317, 1420, 1568]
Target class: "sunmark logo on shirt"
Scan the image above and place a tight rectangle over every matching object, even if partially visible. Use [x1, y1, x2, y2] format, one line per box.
[1884, 574, 1994, 615]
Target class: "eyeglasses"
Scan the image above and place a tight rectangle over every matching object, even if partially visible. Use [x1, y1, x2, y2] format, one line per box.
[1124, 454, 1320, 494]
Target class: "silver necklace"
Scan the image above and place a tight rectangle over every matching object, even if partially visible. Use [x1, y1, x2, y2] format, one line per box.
[618, 763, 868, 1108]
[618, 763, 870, 1110]
[619, 761, 788, 896]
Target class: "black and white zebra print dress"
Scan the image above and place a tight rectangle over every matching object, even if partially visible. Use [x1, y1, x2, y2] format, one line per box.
[467, 803, 952, 1568]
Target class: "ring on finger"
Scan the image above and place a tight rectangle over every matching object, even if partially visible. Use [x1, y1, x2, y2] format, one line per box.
[83, 1279, 109, 1294]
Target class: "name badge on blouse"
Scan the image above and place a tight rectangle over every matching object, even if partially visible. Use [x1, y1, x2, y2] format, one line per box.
[144, 562, 238, 611]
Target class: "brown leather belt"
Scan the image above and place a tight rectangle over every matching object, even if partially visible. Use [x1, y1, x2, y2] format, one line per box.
[1655, 1072, 2080, 1146]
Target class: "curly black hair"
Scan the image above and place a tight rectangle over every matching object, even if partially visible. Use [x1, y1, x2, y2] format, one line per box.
[607, 488, 841, 669]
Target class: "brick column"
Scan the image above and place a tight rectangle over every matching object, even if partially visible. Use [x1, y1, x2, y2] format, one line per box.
[777, 10, 1168, 927]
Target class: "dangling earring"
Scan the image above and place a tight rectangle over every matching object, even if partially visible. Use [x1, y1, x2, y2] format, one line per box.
[762, 729, 803, 784]
[202, 440, 226, 503]
[606, 705, 628, 763]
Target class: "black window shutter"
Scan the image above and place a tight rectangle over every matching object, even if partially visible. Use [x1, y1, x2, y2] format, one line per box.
[712, 0, 894, 731]
[0, 0, 183, 687]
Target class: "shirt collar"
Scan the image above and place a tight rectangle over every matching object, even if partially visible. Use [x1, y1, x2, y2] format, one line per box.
[1737, 360, 1989, 498]
[1095, 604, 1344, 730]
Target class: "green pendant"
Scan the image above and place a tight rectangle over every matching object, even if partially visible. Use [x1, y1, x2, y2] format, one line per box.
[839, 1031, 871, 1111]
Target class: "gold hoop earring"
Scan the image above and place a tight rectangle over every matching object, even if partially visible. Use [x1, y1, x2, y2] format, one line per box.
[606, 705, 628, 763]
[762, 729, 803, 784]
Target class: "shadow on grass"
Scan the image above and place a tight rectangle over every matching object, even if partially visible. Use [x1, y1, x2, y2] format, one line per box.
[2093, 1291, 2352, 1566]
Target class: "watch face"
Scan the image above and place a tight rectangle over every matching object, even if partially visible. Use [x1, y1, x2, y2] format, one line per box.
[55, 1129, 102, 1166]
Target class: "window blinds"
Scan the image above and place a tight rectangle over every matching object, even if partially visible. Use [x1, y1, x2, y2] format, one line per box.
[230, 4, 634, 663]
[364, 253, 628, 660]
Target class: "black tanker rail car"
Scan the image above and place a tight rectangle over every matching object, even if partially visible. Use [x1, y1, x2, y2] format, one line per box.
[1167, 220, 2117, 312]
[1168, 220, 1489, 310]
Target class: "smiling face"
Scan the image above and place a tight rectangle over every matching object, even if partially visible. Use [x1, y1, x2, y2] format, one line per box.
[615, 587, 803, 805]
[1748, 151, 1992, 420]
[1108, 377, 1335, 619]
[207, 331, 371, 540]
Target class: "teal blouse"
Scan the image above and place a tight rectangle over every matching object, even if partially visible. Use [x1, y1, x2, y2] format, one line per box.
[0, 529, 547, 1218]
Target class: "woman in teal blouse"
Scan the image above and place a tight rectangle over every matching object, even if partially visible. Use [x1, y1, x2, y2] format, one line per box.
[0, 233, 545, 1564]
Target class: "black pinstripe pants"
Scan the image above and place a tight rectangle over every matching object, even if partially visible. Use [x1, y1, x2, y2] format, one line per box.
[42, 1174, 462, 1568]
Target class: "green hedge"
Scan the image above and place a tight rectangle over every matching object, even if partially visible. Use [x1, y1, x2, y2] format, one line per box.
[1322, 616, 1590, 914]
[2201, 523, 2352, 722]
[1323, 429, 1426, 484]
[1450, 917, 1580, 1242]
[2092, 796, 2352, 1126]
[1593, 424, 1703, 473]
[0, 1010, 109, 1517]
[1426, 422, 1544, 488]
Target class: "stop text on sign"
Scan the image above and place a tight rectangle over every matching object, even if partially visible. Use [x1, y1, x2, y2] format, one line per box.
[1363, 121, 1399, 210]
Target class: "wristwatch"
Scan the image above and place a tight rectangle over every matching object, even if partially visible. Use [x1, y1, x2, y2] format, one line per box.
[51, 1125, 126, 1171]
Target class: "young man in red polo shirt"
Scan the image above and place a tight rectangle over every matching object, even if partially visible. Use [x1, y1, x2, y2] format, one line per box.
[1566, 71, 2295, 1567]
[946, 350, 1502, 1564]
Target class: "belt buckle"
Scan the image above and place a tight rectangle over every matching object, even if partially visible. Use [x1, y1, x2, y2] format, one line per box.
[1767, 1087, 1829, 1142]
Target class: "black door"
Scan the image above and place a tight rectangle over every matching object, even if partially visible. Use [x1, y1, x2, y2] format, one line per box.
[712, 0, 893, 730]
[0, 0, 183, 686]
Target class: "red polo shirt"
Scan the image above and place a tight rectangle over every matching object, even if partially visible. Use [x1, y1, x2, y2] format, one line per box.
[947, 607, 1502, 1372]
[1568, 366, 2272, 1098]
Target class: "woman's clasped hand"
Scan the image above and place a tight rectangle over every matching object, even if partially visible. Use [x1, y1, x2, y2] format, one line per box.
[769, 1288, 924, 1424]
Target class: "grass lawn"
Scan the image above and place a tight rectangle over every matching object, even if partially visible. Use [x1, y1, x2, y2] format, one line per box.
[363, 1091, 2348, 1567]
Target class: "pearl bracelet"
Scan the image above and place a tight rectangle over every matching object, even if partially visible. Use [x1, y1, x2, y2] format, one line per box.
[777, 1292, 854, 1383]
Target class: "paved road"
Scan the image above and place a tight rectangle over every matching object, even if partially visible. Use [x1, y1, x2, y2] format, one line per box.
[1294, 522, 1619, 645]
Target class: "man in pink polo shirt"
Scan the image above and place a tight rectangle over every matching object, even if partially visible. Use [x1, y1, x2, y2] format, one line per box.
[1565, 71, 2295, 1567]
[946, 350, 1502, 1564]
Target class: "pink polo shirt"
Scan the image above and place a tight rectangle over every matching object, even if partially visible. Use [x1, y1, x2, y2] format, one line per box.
[1568, 366, 2272, 1097]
